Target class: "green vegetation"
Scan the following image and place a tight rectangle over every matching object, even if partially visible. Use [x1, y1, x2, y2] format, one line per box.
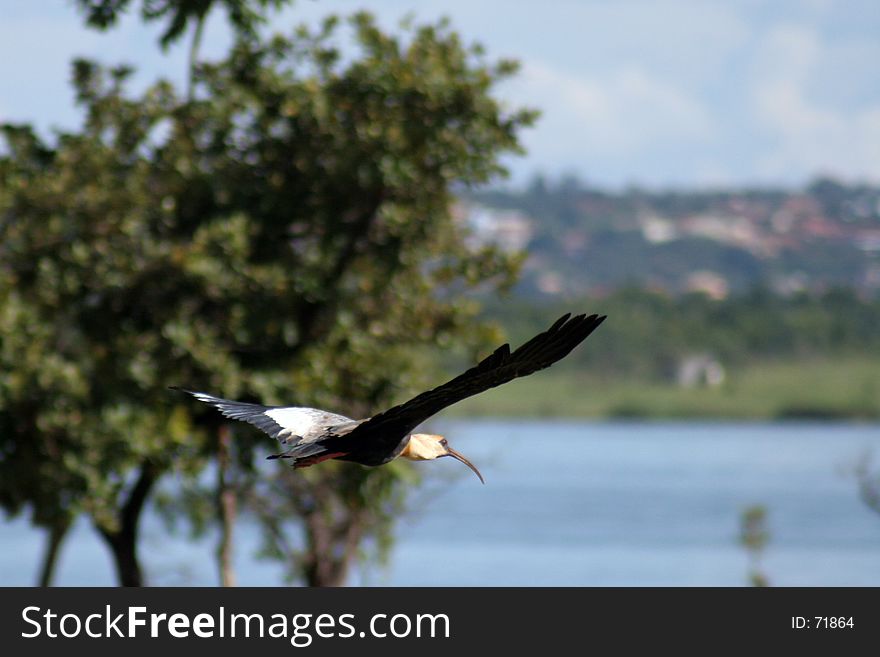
[447, 356, 880, 420]
[739, 505, 770, 587]
[0, 0, 532, 586]
[447, 289, 880, 420]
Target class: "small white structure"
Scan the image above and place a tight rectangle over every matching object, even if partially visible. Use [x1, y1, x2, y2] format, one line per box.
[685, 270, 729, 300]
[457, 202, 534, 252]
[677, 354, 726, 388]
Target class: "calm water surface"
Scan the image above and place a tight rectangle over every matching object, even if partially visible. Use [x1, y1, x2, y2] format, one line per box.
[2, 421, 879, 586]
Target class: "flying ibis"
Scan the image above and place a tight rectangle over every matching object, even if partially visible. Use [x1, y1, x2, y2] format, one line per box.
[173, 312, 606, 483]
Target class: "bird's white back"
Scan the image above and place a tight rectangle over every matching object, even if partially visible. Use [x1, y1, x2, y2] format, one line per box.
[264, 407, 350, 440]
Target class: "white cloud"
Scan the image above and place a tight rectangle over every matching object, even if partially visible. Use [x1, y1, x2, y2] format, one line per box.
[2, 1, 878, 187]
[501, 60, 715, 174]
[750, 25, 880, 182]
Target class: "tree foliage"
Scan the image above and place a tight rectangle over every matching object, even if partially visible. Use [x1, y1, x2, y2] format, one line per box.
[0, 8, 533, 585]
[74, 0, 294, 48]
[482, 287, 880, 382]
[739, 504, 770, 587]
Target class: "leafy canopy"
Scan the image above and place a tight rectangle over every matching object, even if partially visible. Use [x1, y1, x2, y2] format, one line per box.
[0, 10, 534, 583]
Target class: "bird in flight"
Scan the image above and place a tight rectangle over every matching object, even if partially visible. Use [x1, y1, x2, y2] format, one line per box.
[174, 312, 606, 483]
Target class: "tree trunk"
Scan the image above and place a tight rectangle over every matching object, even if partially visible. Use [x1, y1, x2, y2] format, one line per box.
[302, 510, 337, 586]
[37, 517, 70, 586]
[216, 424, 237, 586]
[186, 12, 206, 100]
[302, 507, 364, 587]
[96, 460, 159, 587]
[103, 530, 143, 587]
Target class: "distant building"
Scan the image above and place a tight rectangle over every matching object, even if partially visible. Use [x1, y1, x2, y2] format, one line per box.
[677, 354, 725, 388]
[462, 179, 880, 298]
[639, 213, 677, 243]
[685, 270, 729, 300]
[680, 213, 765, 255]
[536, 271, 564, 295]
[456, 202, 534, 252]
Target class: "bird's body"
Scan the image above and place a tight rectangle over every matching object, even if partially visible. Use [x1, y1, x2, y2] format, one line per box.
[175, 312, 606, 482]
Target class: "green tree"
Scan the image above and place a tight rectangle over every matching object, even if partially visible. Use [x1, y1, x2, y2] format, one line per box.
[75, 0, 290, 45]
[0, 8, 532, 586]
[74, 0, 297, 96]
[739, 505, 770, 587]
[856, 454, 880, 518]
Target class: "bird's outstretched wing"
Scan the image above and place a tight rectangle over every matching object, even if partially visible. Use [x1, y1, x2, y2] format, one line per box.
[170, 388, 354, 446]
[344, 313, 606, 442]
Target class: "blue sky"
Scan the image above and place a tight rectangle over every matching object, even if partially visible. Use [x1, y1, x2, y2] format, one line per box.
[1, 0, 878, 189]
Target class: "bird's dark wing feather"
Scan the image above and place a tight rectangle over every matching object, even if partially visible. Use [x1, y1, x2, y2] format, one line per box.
[345, 313, 606, 442]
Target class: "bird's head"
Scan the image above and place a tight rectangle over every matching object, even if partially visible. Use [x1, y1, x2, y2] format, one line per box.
[401, 433, 485, 484]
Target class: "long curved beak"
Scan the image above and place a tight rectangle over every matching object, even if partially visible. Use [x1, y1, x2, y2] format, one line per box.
[445, 446, 485, 484]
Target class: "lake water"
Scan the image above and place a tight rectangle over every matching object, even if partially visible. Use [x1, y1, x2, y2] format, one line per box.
[2, 421, 880, 586]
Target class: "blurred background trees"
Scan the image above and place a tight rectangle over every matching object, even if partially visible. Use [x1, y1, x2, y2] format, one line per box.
[0, 0, 533, 585]
[739, 504, 770, 587]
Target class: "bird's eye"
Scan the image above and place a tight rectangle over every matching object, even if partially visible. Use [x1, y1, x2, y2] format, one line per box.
[440, 438, 448, 446]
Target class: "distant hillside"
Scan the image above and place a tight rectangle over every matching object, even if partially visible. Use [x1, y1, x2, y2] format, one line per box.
[459, 177, 880, 299]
